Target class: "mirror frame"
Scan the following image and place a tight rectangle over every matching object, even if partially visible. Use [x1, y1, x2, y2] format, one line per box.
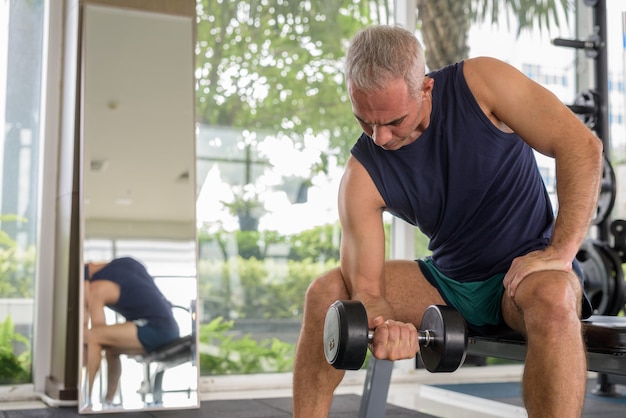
[77, 0, 199, 413]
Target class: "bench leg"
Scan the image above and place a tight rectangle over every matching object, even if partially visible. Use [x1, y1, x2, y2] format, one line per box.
[593, 373, 620, 397]
[153, 370, 165, 405]
[359, 358, 394, 418]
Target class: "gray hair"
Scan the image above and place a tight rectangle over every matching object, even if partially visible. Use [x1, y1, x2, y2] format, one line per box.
[345, 25, 426, 98]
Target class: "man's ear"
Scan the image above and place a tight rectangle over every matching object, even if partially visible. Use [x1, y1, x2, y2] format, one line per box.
[421, 77, 434, 95]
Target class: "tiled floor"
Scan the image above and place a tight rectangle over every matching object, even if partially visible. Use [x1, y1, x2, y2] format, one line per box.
[1, 365, 625, 417]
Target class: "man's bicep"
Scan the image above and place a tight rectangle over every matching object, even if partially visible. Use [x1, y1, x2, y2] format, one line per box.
[338, 158, 387, 296]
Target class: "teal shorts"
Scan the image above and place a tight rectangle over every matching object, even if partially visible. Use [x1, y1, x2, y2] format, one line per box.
[418, 258, 505, 330]
[136, 321, 180, 353]
[418, 257, 592, 334]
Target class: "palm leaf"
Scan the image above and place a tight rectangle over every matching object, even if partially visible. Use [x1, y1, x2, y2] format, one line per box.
[470, 0, 571, 37]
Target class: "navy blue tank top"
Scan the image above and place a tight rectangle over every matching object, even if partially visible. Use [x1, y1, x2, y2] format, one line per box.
[351, 61, 554, 282]
[91, 257, 179, 330]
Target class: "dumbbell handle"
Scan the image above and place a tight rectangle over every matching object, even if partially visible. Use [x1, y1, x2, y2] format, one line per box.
[367, 329, 434, 348]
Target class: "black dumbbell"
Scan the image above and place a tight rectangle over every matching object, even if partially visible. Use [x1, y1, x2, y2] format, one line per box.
[323, 300, 467, 372]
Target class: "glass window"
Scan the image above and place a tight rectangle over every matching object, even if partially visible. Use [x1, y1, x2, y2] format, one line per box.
[0, 0, 45, 384]
[193, 0, 626, 377]
[195, 0, 392, 375]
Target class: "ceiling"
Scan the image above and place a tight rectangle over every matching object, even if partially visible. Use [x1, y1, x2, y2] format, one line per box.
[81, 4, 196, 234]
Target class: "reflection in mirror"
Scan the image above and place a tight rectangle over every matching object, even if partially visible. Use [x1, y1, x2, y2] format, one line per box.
[78, 2, 198, 414]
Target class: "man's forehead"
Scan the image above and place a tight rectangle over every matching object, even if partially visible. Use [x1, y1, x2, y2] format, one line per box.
[350, 85, 411, 124]
[353, 109, 407, 126]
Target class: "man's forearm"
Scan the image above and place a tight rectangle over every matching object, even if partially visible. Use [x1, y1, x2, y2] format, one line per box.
[551, 141, 603, 260]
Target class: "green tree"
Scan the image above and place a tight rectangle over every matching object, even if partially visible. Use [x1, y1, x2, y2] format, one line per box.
[419, 0, 570, 70]
[196, 0, 389, 169]
[196, 0, 570, 169]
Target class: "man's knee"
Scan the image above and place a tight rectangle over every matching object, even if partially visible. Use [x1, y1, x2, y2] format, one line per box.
[304, 267, 348, 305]
[513, 272, 583, 331]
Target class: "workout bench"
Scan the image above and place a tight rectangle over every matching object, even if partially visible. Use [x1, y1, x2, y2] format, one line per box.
[133, 302, 197, 406]
[134, 334, 196, 405]
[359, 315, 626, 418]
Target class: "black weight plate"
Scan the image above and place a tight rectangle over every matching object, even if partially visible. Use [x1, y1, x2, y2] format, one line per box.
[610, 219, 626, 263]
[572, 90, 599, 129]
[323, 300, 369, 370]
[593, 241, 626, 316]
[578, 240, 625, 316]
[419, 305, 467, 373]
[323, 302, 341, 365]
[578, 240, 611, 315]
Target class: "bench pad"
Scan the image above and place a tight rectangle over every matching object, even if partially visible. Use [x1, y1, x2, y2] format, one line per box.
[468, 315, 626, 354]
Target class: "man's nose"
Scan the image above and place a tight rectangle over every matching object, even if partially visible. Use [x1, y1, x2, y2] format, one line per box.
[372, 125, 392, 147]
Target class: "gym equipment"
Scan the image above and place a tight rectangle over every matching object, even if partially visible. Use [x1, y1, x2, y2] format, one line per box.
[132, 302, 196, 405]
[610, 219, 626, 263]
[577, 239, 625, 316]
[567, 89, 599, 129]
[323, 300, 467, 372]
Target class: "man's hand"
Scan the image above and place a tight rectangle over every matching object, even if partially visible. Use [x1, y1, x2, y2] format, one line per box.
[369, 316, 420, 361]
[357, 296, 419, 360]
[503, 246, 573, 299]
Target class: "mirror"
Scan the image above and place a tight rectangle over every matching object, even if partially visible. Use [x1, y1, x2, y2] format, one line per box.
[78, 1, 198, 413]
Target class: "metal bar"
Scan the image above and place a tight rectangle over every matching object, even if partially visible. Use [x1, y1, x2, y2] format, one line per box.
[592, 0, 612, 241]
[552, 38, 597, 50]
[359, 358, 394, 418]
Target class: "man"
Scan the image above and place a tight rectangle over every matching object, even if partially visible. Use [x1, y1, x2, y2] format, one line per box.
[83, 257, 180, 407]
[292, 25, 602, 418]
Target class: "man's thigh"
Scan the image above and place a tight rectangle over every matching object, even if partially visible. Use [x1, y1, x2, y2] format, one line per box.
[92, 321, 143, 349]
[382, 259, 447, 326]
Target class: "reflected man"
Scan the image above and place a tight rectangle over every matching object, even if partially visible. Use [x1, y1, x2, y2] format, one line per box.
[83, 257, 180, 406]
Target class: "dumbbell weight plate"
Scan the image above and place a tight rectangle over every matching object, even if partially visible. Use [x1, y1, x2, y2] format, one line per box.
[419, 305, 468, 373]
[324, 300, 369, 370]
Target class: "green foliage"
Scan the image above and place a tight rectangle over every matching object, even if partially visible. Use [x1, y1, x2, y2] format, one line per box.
[0, 214, 35, 382]
[0, 246, 35, 298]
[236, 257, 270, 318]
[235, 230, 263, 259]
[415, 229, 431, 259]
[0, 215, 35, 298]
[288, 223, 340, 262]
[197, 221, 435, 321]
[470, 0, 570, 37]
[196, 0, 390, 169]
[0, 214, 23, 248]
[221, 186, 267, 233]
[486, 357, 522, 366]
[0, 316, 31, 382]
[198, 317, 294, 374]
[198, 223, 341, 320]
[199, 254, 336, 320]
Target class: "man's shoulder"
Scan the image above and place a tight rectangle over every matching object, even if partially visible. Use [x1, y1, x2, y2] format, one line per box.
[427, 61, 461, 79]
